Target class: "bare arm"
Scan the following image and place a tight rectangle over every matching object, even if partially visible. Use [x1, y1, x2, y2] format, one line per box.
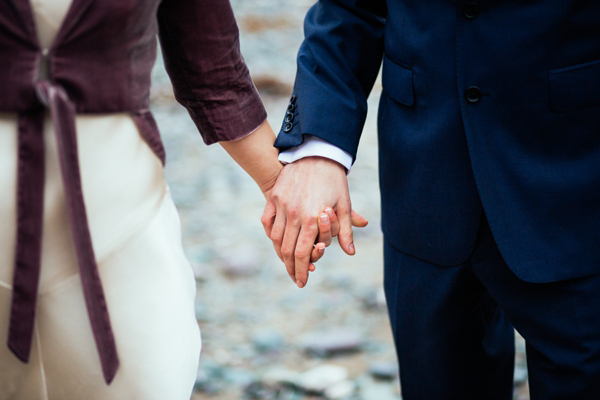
[219, 120, 282, 198]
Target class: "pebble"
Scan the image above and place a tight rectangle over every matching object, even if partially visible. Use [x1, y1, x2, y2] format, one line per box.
[368, 362, 399, 380]
[262, 366, 301, 388]
[357, 376, 402, 400]
[325, 380, 356, 399]
[224, 368, 256, 386]
[302, 330, 364, 357]
[220, 245, 261, 278]
[194, 364, 226, 394]
[514, 364, 528, 385]
[243, 381, 278, 399]
[190, 262, 209, 281]
[194, 301, 210, 321]
[324, 275, 355, 289]
[295, 364, 349, 394]
[252, 330, 285, 353]
[361, 287, 387, 310]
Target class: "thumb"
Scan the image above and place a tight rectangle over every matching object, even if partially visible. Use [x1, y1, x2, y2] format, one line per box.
[337, 204, 355, 256]
[351, 210, 368, 228]
[261, 201, 277, 237]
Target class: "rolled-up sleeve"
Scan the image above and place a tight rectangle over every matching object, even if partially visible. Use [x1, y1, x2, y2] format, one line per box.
[157, 0, 267, 144]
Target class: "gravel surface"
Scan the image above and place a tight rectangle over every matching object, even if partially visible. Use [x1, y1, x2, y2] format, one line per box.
[150, 2, 530, 399]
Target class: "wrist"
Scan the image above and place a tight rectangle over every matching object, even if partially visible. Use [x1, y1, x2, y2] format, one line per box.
[258, 162, 284, 197]
[297, 156, 347, 173]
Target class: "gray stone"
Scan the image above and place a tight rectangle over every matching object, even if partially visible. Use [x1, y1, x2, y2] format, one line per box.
[190, 262, 209, 281]
[274, 386, 303, 400]
[514, 364, 528, 385]
[361, 288, 387, 310]
[515, 332, 526, 355]
[232, 343, 257, 361]
[224, 368, 256, 386]
[325, 380, 356, 399]
[296, 364, 349, 394]
[252, 330, 285, 353]
[194, 301, 210, 321]
[262, 367, 301, 388]
[194, 363, 226, 394]
[368, 362, 399, 381]
[193, 368, 210, 392]
[220, 245, 261, 277]
[357, 377, 401, 400]
[324, 275, 355, 289]
[302, 330, 364, 357]
[243, 381, 278, 399]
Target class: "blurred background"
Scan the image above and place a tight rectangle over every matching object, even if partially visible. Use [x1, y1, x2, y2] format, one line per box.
[150, 1, 529, 399]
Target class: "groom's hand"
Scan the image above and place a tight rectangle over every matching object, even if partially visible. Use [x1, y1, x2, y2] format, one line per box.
[261, 157, 357, 288]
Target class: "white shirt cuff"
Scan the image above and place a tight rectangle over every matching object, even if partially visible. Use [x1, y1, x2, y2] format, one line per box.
[278, 135, 353, 173]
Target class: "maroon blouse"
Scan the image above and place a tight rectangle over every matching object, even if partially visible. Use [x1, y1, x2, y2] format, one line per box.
[0, 0, 266, 384]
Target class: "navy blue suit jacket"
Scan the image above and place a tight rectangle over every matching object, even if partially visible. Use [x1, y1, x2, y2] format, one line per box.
[275, 0, 600, 283]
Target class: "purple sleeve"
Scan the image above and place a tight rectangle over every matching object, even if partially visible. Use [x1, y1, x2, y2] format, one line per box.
[157, 0, 267, 144]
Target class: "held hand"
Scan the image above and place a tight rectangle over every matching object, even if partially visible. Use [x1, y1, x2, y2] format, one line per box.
[317, 207, 368, 246]
[309, 208, 367, 268]
[261, 156, 367, 288]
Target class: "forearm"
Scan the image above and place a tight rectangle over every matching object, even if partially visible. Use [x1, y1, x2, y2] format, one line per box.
[220, 120, 282, 196]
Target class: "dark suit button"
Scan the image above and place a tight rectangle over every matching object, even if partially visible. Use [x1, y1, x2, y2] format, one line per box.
[283, 122, 293, 132]
[287, 103, 296, 112]
[285, 112, 294, 123]
[465, 86, 482, 103]
[291, 94, 297, 104]
[463, 2, 480, 19]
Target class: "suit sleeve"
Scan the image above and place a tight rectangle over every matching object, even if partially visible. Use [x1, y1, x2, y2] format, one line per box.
[274, 0, 387, 161]
[156, 0, 267, 145]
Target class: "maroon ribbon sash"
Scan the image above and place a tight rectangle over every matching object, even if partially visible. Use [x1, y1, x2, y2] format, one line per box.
[7, 81, 119, 384]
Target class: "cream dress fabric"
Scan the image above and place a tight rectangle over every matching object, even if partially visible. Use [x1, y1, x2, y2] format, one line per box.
[0, 1, 201, 398]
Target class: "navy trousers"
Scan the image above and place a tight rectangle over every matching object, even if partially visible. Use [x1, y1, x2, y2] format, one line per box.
[384, 215, 600, 399]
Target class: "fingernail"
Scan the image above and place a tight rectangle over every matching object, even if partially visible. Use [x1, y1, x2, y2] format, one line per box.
[319, 246, 325, 254]
[320, 214, 328, 224]
[349, 243, 355, 253]
[325, 208, 333, 217]
[297, 280, 304, 288]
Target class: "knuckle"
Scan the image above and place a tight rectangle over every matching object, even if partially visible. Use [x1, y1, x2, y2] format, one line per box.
[270, 232, 282, 244]
[270, 191, 281, 203]
[260, 215, 270, 227]
[303, 215, 316, 227]
[295, 248, 309, 260]
[299, 235, 315, 248]
[281, 245, 293, 258]
[287, 205, 300, 220]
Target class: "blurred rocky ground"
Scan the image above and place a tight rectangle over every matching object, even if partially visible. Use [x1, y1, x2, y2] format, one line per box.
[149, 1, 530, 399]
